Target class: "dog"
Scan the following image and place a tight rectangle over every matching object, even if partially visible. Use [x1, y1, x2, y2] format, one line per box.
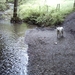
[56, 27, 64, 38]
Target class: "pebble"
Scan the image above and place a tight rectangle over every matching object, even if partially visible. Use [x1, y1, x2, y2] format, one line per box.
[54, 42, 57, 45]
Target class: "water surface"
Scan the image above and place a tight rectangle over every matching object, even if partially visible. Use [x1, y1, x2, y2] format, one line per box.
[0, 20, 34, 75]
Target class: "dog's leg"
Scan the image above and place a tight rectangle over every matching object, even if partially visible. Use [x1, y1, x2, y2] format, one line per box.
[61, 30, 63, 37]
[57, 30, 59, 38]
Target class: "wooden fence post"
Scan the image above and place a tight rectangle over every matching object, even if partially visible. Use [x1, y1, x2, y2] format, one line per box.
[46, 5, 48, 13]
[56, 4, 60, 11]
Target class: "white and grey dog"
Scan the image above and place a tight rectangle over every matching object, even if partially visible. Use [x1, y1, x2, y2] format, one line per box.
[56, 27, 64, 38]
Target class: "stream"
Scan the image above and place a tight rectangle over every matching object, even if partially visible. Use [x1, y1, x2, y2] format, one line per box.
[0, 19, 35, 75]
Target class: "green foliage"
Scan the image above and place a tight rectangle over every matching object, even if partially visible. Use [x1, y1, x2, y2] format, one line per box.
[23, 11, 40, 25]
[36, 11, 65, 26]
[18, 0, 29, 5]
[0, 3, 7, 11]
[36, 13, 52, 26]
[51, 12, 64, 25]
[7, 0, 14, 3]
[18, 0, 74, 26]
[0, 0, 6, 3]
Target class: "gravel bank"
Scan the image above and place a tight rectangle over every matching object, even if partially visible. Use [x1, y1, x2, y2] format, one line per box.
[25, 12, 75, 75]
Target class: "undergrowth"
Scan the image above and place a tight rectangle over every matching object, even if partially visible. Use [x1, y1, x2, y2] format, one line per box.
[18, 0, 74, 27]
[0, 3, 8, 11]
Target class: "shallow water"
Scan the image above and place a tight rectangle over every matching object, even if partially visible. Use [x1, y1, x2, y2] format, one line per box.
[0, 20, 35, 75]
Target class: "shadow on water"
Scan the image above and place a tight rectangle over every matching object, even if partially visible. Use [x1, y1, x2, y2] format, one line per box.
[0, 20, 35, 75]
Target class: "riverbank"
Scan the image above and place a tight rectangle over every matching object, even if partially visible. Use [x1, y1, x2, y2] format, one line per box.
[25, 12, 75, 75]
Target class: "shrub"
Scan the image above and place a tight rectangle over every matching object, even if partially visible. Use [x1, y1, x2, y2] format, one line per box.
[18, 0, 74, 27]
[23, 11, 40, 25]
[0, 3, 7, 11]
[36, 13, 52, 26]
[8, 0, 14, 3]
[51, 12, 64, 25]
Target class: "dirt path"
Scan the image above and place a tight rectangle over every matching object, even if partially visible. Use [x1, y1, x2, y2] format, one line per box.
[25, 26, 75, 75]
[25, 12, 75, 75]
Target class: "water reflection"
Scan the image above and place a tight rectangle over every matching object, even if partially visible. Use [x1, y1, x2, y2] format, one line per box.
[0, 20, 34, 75]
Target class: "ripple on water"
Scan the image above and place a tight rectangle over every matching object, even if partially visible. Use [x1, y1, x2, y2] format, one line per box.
[0, 27, 29, 75]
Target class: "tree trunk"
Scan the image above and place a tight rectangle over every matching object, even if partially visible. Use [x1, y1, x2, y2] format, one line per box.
[11, 0, 22, 23]
[13, 0, 18, 18]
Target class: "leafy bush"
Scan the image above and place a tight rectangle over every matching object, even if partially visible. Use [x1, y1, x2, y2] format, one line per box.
[18, 0, 74, 27]
[23, 11, 40, 25]
[7, 0, 14, 3]
[51, 12, 64, 25]
[0, 3, 7, 11]
[36, 13, 52, 26]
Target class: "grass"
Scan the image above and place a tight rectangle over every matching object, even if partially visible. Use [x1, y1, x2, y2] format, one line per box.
[18, 0, 75, 26]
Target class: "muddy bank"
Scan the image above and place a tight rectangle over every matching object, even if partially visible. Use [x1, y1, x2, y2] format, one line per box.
[25, 12, 75, 75]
